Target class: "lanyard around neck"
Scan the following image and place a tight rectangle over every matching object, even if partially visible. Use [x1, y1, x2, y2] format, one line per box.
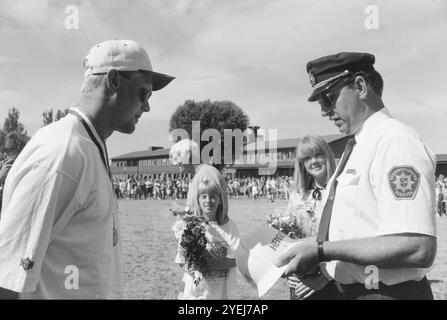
[69, 107, 111, 179]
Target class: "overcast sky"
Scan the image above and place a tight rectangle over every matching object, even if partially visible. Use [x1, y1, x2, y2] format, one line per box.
[1, 0, 446, 158]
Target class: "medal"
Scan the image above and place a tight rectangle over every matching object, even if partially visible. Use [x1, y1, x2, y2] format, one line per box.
[113, 226, 118, 246]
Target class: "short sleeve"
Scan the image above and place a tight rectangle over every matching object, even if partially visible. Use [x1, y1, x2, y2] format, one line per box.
[223, 220, 240, 258]
[286, 190, 306, 212]
[370, 133, 436, 236]
[0, 164, 80, 292]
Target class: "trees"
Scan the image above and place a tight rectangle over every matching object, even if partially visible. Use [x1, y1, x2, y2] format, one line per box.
[42, 108, 69, 126]
[0, 107, 30, 157]
[169, 100, 249, 139]
[169, 100, 250, 169]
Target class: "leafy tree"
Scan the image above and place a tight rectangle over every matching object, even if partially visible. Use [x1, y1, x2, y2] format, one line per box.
[42, 108, 69, 126]
[169, 100, 250, 169]
[169, 100, 249, 138]
[0, 107, 30, 157]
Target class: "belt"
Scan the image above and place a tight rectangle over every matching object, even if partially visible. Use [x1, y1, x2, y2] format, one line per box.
[333, 277, 428, 297]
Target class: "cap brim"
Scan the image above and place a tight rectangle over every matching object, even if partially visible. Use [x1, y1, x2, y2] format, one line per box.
[308, 87, 326, 102]
[140, 70, 175, 91]
[307, 77, 347, 102]
[152, 71, 175, 91]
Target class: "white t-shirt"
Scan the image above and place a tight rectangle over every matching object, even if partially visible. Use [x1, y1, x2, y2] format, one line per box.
[321, 108, 437, 285]
[0, 108, 123, 299]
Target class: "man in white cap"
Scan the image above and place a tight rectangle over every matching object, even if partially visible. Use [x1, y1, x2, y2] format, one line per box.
[0, 40, 174, 299]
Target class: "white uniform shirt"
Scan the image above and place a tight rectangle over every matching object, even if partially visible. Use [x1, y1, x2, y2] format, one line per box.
[0, 108, 124, 299]
[321, 108, 437, 285]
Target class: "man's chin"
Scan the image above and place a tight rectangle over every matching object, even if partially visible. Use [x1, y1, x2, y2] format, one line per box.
[116, 126, 136, 134]
[337, 126, 349, 135]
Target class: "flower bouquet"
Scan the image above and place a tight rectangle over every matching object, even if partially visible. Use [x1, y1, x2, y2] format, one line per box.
[265, 204, 318, 300]
[171, 208, 229, 294]
[265, 203, 317, 240]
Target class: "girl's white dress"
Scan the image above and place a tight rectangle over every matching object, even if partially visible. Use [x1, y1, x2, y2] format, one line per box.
[175, 219, 240, 300]
[286, 188, 326, 237]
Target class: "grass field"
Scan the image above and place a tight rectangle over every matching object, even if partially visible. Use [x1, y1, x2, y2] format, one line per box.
[119, 198, 447, 300]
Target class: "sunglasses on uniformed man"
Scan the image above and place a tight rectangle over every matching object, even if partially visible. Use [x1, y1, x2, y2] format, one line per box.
[318, 76, 354, 110]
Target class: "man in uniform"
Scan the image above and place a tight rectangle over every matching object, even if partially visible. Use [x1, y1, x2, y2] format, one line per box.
[275, 52, 437, 300]
[0, 40, 174, 299]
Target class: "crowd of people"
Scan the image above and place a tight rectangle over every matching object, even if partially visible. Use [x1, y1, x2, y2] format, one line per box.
[112, 175, 294, 201]
[113, 176, 190, 200]
[435, 174, 447, 216]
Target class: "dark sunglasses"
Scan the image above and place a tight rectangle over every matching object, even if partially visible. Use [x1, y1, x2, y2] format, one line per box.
[118, 72, 152, 102]
[92, 71, 152, 102]
[318, 77, 354, 109]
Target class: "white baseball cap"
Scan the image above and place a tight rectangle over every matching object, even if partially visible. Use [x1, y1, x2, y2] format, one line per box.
[83, 39, 174, 91]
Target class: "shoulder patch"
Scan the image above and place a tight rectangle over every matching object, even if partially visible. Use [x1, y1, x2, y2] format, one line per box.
[387, 166, 420, 200]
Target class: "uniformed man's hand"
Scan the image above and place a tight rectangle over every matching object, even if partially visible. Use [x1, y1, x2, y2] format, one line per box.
[274, 238, 319, 277]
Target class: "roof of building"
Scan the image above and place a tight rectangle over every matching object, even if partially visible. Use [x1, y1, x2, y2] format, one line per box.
[244, 134, 346, 151]
[437, 154, 447, 162]
[112, 148, 170, 160]
[111, 134, 347, 161]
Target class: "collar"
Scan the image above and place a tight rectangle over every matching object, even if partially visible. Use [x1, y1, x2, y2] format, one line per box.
[354, 107, 391, 145]
[69, 106, 110, 173]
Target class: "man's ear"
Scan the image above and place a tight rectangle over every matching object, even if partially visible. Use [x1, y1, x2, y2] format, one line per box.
[106, 69, 121, 92]
[354, 75, 368, 99]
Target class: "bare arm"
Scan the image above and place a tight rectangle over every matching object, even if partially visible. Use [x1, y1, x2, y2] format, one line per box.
[276, 234, 436, 276]
[324, 234, 436, 268]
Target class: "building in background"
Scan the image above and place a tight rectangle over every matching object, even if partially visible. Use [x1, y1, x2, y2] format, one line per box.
[110, 134, 350, 180]
[111, 135, 447, 180]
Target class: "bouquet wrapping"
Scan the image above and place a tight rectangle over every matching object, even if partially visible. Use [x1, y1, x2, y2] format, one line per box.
[172, 208, 229, 289]
[265, 201, 317, 239]
[265, 202, 319, 300]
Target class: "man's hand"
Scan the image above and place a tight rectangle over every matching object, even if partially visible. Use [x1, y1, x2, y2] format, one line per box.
[274, 238, 319, 277]
[288, 273, 330, 300]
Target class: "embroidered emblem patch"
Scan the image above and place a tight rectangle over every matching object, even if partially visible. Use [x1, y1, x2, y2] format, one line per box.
[388, 166, 420, 200]
[20, 258, 35, 271]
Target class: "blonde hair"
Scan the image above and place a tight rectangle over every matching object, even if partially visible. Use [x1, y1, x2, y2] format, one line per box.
[187, 164, 229, 225]
[294, 134, 336, 194]
[80, 74, 106, 93]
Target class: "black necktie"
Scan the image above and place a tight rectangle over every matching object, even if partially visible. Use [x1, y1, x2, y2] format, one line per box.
[317, 137, 356, 242]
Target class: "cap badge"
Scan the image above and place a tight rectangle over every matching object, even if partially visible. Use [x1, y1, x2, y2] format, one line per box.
[309, 70, 316, 86]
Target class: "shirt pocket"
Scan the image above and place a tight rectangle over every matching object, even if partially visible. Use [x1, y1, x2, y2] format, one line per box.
[335, 171, 362, 218]
[337, 171, 361, 186]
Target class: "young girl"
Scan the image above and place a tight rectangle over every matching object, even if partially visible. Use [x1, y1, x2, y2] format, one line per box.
[175, 164, 240, 300]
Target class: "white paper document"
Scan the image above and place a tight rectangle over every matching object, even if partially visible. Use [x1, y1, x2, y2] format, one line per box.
[236, 226, 301, 297]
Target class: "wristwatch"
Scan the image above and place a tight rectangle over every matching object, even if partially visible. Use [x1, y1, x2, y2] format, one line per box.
[317, 241, 327, 262]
